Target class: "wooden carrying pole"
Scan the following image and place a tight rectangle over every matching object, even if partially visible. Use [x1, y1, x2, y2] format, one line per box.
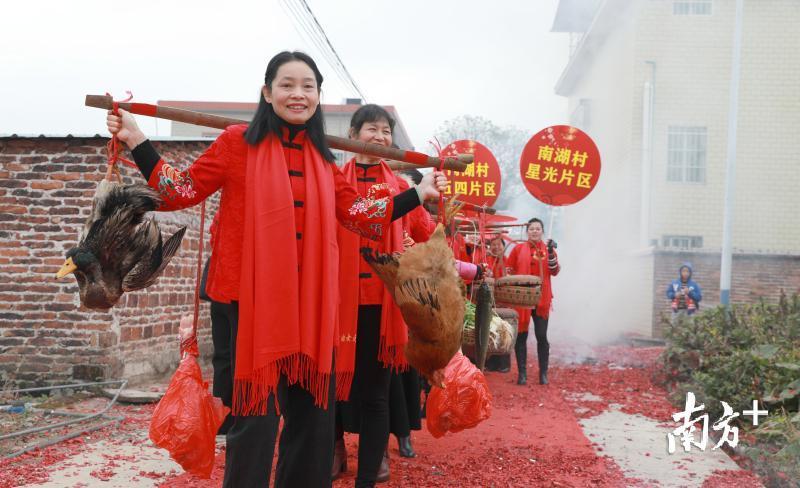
[486, 223, 527, 228]
[86, 95, 471, 171]
[384, 156, 472, 171]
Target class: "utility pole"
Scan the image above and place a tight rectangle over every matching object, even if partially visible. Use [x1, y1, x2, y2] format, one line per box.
[720, 0, 745, 306]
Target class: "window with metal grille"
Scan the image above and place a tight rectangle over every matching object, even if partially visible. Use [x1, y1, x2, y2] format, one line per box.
[662, 235, 703, 250]
[673, 0, 712, 15]
[667, 126, 707, 183]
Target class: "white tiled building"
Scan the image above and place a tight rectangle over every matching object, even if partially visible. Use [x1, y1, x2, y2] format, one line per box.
[551, 0, 800, 336]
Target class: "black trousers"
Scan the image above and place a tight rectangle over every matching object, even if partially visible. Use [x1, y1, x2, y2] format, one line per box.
[218, 301, 337, 488]
[335, 305, 392, 488]
[388, 368, 422, 437]
[515, 313, 550, 368]
[210, 300, 235, 434]
[532, 313, 550, 366]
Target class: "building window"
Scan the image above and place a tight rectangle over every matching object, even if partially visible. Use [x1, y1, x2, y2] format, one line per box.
[673, 0, 712, 15]
[667, 126, 707, 183]
[662, 235, 703, 250]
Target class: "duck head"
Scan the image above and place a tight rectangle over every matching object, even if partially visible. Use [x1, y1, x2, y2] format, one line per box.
[56, 247, 118, 309]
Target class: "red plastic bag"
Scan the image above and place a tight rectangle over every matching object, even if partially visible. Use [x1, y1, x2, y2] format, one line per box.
[426, 351, 493, 438]
[149, 316, 229, 478]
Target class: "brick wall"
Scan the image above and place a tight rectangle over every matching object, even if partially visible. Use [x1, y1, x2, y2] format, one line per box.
[652, 250, 800, 337]
[0, 136, 218, 388]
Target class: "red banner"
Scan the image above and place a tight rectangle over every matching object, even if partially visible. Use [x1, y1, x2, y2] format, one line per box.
[440, 140, 502, 207]
[519, 125, 601, 206]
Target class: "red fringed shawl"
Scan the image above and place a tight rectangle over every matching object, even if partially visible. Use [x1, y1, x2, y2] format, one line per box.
[235, 134, 340, 414]
[335, 161, 408, 401]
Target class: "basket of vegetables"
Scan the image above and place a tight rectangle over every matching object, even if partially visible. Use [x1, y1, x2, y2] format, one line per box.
[463, 302, 518, 356]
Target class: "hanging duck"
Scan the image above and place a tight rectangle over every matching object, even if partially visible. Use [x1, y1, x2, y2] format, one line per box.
[56, 179, 186, 309]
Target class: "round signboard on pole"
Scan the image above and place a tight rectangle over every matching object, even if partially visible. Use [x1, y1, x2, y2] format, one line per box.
[440, 140, 502, 208]
[519, 125, 601, 206]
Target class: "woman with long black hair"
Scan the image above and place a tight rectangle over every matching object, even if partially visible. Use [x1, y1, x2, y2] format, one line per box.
[107, 51, 447, 488]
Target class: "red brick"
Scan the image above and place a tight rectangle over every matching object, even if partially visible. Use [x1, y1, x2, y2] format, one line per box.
[31, 181, 64, 190]
[0, 249, 28, 257]
[50, 173, 81, 181]
[0, 205, 27, 214]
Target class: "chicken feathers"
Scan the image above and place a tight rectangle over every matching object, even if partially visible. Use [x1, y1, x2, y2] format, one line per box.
[362, 223, 465, 385]
[57, 180, 186, 309]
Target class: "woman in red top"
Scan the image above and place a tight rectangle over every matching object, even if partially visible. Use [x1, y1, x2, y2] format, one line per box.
[485, 235, 507, 279]
[484, 235, 511, 373]
[333, 105, 434, 486]
[505, 218, 560, 386]
[106, 51, 446, 488]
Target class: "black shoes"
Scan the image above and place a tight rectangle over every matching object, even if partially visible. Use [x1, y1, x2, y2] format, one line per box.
[538, 349, 550, 385]
[397, 435, 416, 458]
[331, 438, 347, 480]
[539, 371, 548, 385]
[377, 450, 390, 483]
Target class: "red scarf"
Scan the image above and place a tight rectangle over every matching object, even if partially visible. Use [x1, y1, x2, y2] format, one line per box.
[336, 160, 407, 400]
[487, 254, 505, 278]
[234, 134, 339, 414]
[511, 241, 554, 332]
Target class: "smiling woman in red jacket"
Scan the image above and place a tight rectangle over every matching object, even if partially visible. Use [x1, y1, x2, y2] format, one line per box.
[106, 51, 446, 488]
[333, 105, 435, 486]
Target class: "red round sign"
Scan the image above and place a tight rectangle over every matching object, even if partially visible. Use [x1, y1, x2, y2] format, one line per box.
[440, 140, 501, 207]
[519, 125, 601, 206]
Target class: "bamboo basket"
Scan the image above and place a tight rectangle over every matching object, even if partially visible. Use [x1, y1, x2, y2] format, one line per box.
[494, 275, 542, 308]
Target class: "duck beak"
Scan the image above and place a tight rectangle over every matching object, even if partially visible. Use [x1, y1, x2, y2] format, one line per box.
[56, 258, 77, 278]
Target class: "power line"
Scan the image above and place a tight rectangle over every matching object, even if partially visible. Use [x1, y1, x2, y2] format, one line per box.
[286, 0, 361, 98]
[297, 0, 365, 100]
[281, 0, 367, 101]
[279, 0, 350, 90]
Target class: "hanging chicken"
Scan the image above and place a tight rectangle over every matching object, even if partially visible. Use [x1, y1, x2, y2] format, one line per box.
[361, 198, 466, 387]
[56, 179, 186, 309]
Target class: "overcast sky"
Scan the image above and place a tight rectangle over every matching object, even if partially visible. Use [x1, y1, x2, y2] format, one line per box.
[1, 0, 568, 150]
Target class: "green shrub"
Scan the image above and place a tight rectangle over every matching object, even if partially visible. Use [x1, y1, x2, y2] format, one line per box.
[659, 294, 800, 485]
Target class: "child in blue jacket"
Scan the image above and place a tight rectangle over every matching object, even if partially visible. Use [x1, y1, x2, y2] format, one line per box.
[667, 263, 702, 322]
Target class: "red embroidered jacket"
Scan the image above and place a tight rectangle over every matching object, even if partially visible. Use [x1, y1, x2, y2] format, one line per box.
[132, 124, 420, 303]
[348, 162, 435, 305]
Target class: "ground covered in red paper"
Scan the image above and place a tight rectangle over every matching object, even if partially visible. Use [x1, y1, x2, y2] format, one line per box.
[163, 368, 635, 488]
[1, 344, 766, 487]
[0, 402, 156, 488]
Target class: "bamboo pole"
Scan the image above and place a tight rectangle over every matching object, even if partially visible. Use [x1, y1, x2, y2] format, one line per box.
[86, 95, 471, 171]
[384, 156, 472, 171]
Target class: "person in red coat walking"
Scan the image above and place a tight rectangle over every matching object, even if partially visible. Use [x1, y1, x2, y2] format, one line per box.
[106, 51, 447, 488]
[505, 218, 560, 385]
